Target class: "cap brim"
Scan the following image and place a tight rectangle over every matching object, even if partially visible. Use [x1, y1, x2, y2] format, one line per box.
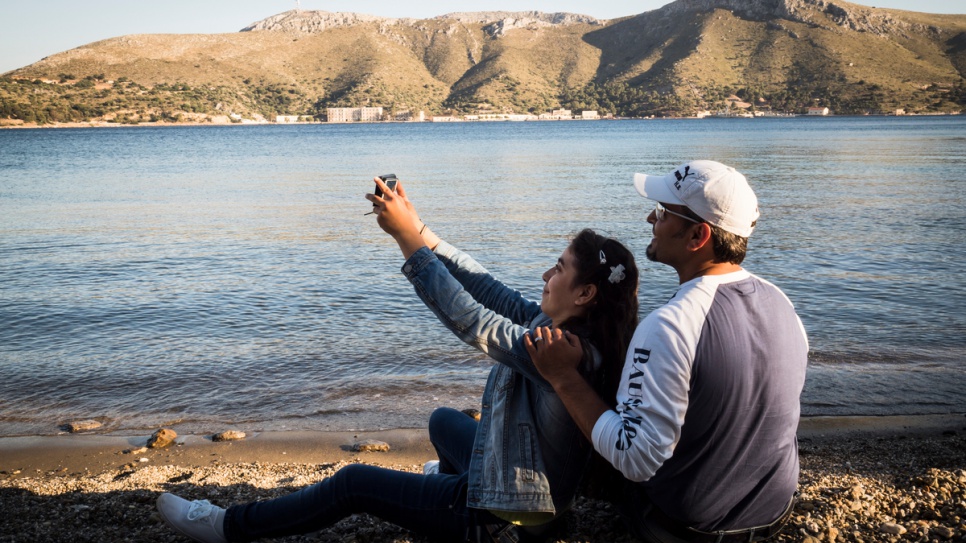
[633, 172, 685, 205]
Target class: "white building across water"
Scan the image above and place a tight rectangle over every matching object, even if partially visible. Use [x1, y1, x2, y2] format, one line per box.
[327, 107, 384, 122]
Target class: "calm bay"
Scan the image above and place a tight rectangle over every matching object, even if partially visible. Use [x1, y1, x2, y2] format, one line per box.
[1, 116, 964, 436]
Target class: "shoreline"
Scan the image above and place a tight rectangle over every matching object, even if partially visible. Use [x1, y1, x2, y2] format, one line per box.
[1, 113, 962, 130]
[1, 414, 964, 542]
[0, 414, 961, 478]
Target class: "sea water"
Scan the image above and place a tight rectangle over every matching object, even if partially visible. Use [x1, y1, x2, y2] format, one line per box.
[1, 117, 964, 436]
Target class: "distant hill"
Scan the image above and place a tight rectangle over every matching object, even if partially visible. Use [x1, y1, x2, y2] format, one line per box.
[2, 0, 964, 125]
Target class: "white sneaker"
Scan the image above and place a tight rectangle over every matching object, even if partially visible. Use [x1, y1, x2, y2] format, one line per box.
[423, 460, 440, 475]
[156, 493, 228, 543]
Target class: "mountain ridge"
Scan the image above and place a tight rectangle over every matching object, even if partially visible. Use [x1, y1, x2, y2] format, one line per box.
[1, 0, 963, 124]
[240, 9, 607, 34]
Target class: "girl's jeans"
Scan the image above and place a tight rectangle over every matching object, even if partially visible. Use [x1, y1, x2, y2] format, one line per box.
[224, 407, 492, 542]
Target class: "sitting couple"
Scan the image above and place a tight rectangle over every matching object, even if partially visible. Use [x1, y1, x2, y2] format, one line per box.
[157, 160, 808, 543]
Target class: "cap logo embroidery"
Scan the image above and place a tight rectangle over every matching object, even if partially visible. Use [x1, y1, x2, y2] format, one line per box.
[673, 165, 692, 190]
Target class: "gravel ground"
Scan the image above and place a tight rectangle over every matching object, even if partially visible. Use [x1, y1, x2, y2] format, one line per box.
[1, 430, 963, 542]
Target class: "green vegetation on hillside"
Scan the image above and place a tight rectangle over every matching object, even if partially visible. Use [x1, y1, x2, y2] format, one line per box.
[3, 72, 962, 126]
[0, 77, 327, 124]
[554, 78, 965, 118]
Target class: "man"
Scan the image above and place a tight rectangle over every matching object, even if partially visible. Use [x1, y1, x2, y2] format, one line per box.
[526, 160, 808, 542]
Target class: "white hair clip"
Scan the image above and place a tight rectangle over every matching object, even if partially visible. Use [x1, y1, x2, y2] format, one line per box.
[608, 264, 626, 284]
[599, 250, 607, 264]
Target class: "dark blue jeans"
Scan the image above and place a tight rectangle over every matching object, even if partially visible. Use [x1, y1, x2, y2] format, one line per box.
[224, 407, 489, 542]
[429, 406, 477, 474]
[615, 481, 692, 543]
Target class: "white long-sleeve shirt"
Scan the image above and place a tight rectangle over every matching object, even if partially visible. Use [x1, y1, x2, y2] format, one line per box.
[592, 270, 808, 530]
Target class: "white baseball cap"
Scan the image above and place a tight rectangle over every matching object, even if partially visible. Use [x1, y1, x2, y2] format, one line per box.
[633, 160, 760, 238]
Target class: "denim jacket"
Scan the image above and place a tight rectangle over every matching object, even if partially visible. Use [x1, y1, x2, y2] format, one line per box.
[402, 241, 596, 516]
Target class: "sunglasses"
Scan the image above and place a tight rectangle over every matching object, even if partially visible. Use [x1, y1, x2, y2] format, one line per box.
[654, 202, 703, 224]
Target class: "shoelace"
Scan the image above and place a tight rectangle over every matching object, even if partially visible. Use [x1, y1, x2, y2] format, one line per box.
[186, 500, 217, 523]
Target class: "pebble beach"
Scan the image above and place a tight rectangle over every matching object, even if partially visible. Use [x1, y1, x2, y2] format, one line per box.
[1, 415, 963, 543]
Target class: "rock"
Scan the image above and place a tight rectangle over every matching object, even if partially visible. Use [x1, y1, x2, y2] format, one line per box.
[461, 409, 481, 421]
[242, 9, 605, 38]
[123, 447, 148, 455]
[931, 525, 956, 539]
[242, 10, 387, 33]
[352, 439, 390, 452]
[880, 522, 906, 535]
[212, 430, 246, 442]
[657, 0, 909, 37]
[66, 420, 102, 433]
[827, 526, 839, 542]
[147, 428, 177, 449]
[443, 11, 603, 26]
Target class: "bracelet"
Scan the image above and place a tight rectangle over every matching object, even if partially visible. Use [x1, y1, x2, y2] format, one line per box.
[419, 223, 427, 235]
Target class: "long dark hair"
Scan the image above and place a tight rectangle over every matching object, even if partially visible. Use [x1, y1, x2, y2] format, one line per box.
[557, 228, 639, 405]
[558, 229, 640, 500]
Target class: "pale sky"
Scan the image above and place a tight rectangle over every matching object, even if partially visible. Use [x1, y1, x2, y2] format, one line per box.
[1, 0, 962, 74]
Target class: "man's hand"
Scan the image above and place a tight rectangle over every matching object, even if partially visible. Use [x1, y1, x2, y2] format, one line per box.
[524, 325, 611, 443]
[524, 326, 583, 385]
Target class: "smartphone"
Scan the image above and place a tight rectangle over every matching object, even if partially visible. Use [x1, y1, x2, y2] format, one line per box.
[366, 174, 398, 215]
[374, 174, 398, 198]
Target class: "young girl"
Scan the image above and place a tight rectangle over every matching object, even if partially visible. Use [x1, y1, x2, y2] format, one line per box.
[156, 176, 639, 543]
